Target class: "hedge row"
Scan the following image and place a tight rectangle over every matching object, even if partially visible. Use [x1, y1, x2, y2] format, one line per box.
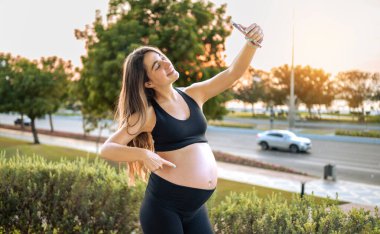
[1, 154, 379, 233]
[213, 151, 308, 176]
[0, 153, 145, 233]
[335, 130, 380, 138]
[210, 192, 380, 234]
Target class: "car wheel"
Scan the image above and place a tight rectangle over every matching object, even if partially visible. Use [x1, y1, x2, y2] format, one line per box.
[260, 142, 269, 150]
[289, 144, 299, 153]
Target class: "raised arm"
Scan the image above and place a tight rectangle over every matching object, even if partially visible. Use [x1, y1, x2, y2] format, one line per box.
[185, 23, 264, 105]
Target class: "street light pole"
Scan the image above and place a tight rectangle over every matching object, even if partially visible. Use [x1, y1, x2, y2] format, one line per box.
[289, 7, 296, 130]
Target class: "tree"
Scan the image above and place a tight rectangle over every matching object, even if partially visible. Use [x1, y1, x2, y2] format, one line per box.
[296, 66, 335, 117]
[75, 0, 232, 130]
[0, 54, 71, 144]
[370, 73, 380, 102]
[335, 70, 380, 121]
[0, 54, 37, 130]
[12, 57, 52, 143]
[271, 65, 336, 117]
[233, 67, 265, 116]
[39, 56, 73, 132]
[0, 53, 16, 114]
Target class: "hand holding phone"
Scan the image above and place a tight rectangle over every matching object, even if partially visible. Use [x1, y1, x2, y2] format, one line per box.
[232, 21, 262, 48]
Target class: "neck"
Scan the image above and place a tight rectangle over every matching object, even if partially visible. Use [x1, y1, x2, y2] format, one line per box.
[154, 86, 178, 103]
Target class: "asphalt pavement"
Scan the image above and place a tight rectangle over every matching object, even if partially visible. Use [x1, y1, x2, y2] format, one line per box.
[206, 126, 380, 186]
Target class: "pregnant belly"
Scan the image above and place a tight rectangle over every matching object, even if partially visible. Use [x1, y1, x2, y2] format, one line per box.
[154, 143, 218, 190]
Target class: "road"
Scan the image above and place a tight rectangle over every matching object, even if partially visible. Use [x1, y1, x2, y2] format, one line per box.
[206, 126, 380, 186]
[1, 113, 380, 186]
[223, 116, 380, 131]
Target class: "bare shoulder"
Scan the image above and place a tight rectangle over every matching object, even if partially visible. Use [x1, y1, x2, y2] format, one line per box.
[181, 85, 205, 107]
[125, 105, 156, 133]
[104, 106, 156, 145]
[144, 105, 156, 132]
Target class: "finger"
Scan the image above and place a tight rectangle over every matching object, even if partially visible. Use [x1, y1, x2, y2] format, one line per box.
[256, 31, 264, 42]
[152, 163, 162, 171]
[151, 163, 161, 171]
[252, 32, 262, 42]
[244, 23, 256, 34]
[247, 27, 261, 38]
[163, 159, 176, 168]
[245, 23, 258, 34]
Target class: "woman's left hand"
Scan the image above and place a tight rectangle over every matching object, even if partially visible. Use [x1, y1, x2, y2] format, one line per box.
[244, 23, 264, 45]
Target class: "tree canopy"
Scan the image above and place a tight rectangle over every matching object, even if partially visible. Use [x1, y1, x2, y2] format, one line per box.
[233, 67, 266, 115]
[0, 53, 72, 143]
[335, 70, 380, 113]
[75, 0, 232, 125]
[270, 65, 336, 116]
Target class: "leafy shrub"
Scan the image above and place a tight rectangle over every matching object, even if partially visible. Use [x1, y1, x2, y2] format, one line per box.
[366, 115, 380, 123]
[336, 130, 380, 138]
[208, 120, 256, 129]
[0, 153, 145, 233]
[210, 191, 380, 234]
[2, 153, 379, 233]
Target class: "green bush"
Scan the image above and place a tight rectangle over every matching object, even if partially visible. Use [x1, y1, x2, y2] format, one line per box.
[366, 115, 380, 123]
[335, 130, 380, 138]
[210, 191, 380, 234]
[0, 153, 145, 233]
[2, 153, 380, 233]
[208, 120, 257, 129]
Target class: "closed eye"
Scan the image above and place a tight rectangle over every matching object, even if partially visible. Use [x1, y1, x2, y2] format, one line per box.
[155, 63, 161, 70]
[152, 55, 168, 71]
[155, 57, 167, 70]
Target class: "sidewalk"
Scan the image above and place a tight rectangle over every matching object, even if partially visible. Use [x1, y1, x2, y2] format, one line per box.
[1, 128, 379, 213]
[218, 162, 380, 209]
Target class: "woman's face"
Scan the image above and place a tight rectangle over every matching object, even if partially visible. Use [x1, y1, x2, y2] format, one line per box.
[143, 51, 179, 89]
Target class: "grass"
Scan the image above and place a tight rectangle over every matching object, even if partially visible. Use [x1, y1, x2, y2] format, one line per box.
[0, 136, 339, 206]
[227, 111, 287, 120]
[228, 111, 380, 123]
[212, 179, 341, 206]
[0, 138, 99, 162]
[208, 120, 256, 129]
[335, 129, 380, 138]
[298, 129, 335, 135]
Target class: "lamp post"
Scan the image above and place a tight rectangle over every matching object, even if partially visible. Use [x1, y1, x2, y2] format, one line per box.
[289, 7, 296, 130]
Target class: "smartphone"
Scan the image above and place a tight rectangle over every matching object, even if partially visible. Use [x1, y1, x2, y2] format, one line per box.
[232, 21, 262, 48]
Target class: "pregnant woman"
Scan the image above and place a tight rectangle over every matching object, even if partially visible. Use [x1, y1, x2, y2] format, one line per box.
[100, 22, 263, 234]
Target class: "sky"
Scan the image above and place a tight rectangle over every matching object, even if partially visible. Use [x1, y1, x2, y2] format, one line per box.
[1, 0, 379, 77]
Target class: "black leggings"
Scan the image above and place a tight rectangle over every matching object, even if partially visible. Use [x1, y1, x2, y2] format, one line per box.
[139, 172, 215, 234]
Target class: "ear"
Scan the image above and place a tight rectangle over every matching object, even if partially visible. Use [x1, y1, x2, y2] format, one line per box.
[144, 81, 153, 88]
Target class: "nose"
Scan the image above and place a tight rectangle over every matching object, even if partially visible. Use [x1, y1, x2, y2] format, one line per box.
[162, 60, 171, 68]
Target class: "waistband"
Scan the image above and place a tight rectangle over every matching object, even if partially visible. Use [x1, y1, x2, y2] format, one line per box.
[146, 173, 215, 213]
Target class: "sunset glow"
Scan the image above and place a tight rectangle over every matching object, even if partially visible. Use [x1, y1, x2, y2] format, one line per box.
[0, 0, 379, 76]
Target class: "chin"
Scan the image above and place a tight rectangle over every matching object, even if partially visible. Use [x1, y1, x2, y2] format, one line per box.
[173, 71, 180, 80]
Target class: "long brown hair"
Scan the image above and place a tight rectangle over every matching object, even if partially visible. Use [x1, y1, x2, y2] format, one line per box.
[115, 46, 163, 186]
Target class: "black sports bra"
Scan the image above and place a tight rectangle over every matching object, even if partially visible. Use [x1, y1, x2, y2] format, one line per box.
[151, 87, 208, 151]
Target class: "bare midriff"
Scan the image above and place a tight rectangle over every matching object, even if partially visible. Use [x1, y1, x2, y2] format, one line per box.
[153, 142, 218, 190]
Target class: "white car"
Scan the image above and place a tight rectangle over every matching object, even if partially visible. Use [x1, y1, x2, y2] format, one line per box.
[256, 130, 312, 153]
